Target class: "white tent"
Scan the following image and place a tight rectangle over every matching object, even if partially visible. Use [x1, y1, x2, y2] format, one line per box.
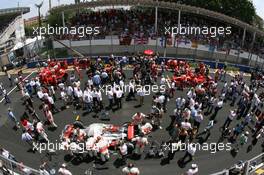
[11, 36, 43, 51]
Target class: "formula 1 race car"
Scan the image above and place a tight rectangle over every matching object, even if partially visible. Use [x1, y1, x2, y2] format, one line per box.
[60, 122, 135, 152]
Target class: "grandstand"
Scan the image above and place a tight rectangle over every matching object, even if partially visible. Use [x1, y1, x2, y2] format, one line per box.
[49, 0, 264, 69]
[0, 7, 30, 69]
[0, 7, 30, 47]
[0, 1, 263, 175]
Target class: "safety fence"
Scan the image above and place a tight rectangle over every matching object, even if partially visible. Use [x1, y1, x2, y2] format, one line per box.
[0, 154, 41, 175]
[211, 153, 264, 175]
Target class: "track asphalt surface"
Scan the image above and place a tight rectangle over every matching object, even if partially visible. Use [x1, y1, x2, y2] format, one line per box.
[0, 69, 263, 175]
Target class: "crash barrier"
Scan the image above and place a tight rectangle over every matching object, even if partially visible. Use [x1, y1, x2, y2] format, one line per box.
[27, 56, 256, 73]
[0, 154, 41, 175]
[210, 170, 229, 175]
[52, 38, 264, 66]
[245, 153, 264, 175]
[211, 153, 264, 175]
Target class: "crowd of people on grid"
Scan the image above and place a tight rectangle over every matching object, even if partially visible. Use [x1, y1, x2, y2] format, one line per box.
[0, 54, 263, 175]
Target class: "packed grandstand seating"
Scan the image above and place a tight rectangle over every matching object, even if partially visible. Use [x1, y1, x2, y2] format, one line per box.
[56, 8, 263, 55]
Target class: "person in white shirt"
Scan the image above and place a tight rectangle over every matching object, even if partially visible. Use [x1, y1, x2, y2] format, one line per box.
[87, 78, 93, 88]
[185, 164, 199, 175]
[83, 88, 93, 112]
[132, 136, 148, 156]
[66, 85, 73, 103]
[0, 148, 11, 160]
[181, 119, 192, 131]
[30, 79, 36, 94]
[140, 121, 153, 135]
[118, 141, 128, 164]
[160, 76, 166, 85]
[182, 143, 196, 162]
[126, 79, 136, 101]
[169, 80, 176, 98]
[21, 130, 36, 152]
[222, 109, 237, 129]
[58, 82, 65, 90]
[39, 162, 50, 175]
[189, 98, 195, 108]
[75, 87, 83, 108]
[252, 93, 261, 112]
[122, 163, 140, 175]
[101, 71, 109, 84]
[187, 88, 196, 99]
[50, 86, 56, 101]
[132, 112, 146, 126]
[36, 121, 49, 142]
[95, 136, 110, 162]
[115, 87, 123, 109]
[60, 88, 69, 109]
[37, 89, 44, 100]
[48, 95, 59, 113]
[44, 108, 57, 128]
[194, 110, 203, 131]
[157, 95, 165, 104]
[95, 89, 103, 110]
[210, 97, 223, 121]
[176, 96, 186, 110]
[58, 164, 72, 175]
[106, 86, 114, 109]
[137, 86, 145, 106]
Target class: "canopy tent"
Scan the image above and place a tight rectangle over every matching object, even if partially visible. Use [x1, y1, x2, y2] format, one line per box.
[11, 36, 43, 51]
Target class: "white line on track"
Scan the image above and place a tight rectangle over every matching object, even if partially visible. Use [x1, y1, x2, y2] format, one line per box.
[0, 71, 36, 103]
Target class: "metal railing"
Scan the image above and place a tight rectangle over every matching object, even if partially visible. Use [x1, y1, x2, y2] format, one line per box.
[211, 153, 264, 175]
[0, 154, 41, 175]
[245, 153, 264, 175]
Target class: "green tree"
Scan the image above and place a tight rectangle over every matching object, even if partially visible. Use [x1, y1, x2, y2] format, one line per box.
[162, 0, 257, 25]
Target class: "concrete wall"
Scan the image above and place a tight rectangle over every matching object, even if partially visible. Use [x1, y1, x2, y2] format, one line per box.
[53, 39, 264, 68]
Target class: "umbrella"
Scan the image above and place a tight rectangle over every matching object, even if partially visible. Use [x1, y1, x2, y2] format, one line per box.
[144, 49, 154, 55]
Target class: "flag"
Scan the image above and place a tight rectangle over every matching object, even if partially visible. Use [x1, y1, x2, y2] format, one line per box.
[134, 36, 149, 45]
[176, 38, 191, 46]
